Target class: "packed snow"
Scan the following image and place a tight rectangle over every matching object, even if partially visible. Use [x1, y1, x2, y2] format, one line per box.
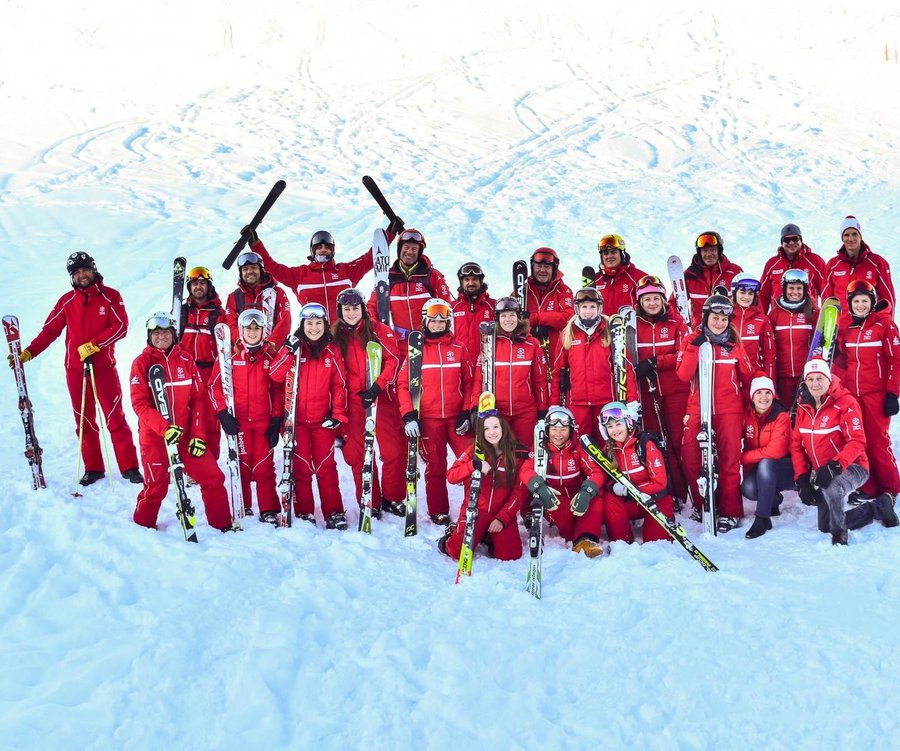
[2, 3, 900, 749]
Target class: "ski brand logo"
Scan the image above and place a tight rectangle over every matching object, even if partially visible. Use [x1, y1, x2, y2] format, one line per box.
[374, 256, 389, 274]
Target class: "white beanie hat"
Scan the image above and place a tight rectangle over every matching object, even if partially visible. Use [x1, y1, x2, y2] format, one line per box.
[750, 375, 776, 399]
[803, 357, 832, 381]
[840, 215, 862, 238]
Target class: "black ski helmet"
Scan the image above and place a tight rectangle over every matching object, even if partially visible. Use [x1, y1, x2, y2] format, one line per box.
[310, 230, 335, 254]
[701, 294, 734, 324]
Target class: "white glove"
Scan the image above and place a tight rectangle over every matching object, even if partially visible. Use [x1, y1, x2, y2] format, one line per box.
[404, 420, 420, 438]
[626, 400, 642, 420]
[612, 482, 628, 497]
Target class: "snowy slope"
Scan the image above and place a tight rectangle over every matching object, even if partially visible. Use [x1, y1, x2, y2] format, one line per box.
[2, 3, 900, 750]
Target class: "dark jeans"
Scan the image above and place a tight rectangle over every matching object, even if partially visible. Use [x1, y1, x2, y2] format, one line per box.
[741, 458, 794, 518]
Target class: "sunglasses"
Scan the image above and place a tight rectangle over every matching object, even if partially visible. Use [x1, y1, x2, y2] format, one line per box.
[781, 235, 802, 244]
[696, 234, 720, 248]
[399, 230, 424, 244]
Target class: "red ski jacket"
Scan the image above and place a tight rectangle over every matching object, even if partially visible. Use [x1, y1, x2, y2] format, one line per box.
[365, 255, 453, 341]
[397, 334, 474, 419]
[451, 290, 496, 362]
[635, 307, 691, 397]
[833, 303, 900, 397]
[683, 252, 743, 322]
[605, 433, 669, 497]
[519, 436, 603, 497]
[791, 375, 868, 475]
[733, 305, 776, 379]
[550, 319, 638, 406]
[822, 243, 895, 315]
[130, 344, 209, 441]
[594, 262, 650, 317]
[27, 279, 128, 371]
[250, 238, 376, 323]
[741, 402, 790, 469]
[473, 331, 548, 416]
[518, 271, 575, 362]
[270, 341, 348, 425]
[180, 294, 225, 377]
[448, 447, 528, 527]
[332, 320, 402, 396]
[769, 300, 818, 380]
[677, 329, 754, 416]
[224, 274, 292, 347]
[759, 244, 826, 312]
[208, 341, 283, 427]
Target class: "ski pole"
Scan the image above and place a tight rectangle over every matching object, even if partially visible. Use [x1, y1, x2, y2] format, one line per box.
[87, 359, 114, 485]
[72, 361, 90, 497]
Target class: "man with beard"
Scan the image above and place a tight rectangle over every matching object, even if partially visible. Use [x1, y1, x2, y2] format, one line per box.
[451, 262, 495, 360]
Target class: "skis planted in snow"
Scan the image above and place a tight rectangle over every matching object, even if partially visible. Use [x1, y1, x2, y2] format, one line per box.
[609, 313, 628, 402]
[479, 321, 497, 394]
[214, 324, 245, 527]
[278, 348, 301, 527]
[790, 296, 841, 425]
[359, 341, 383, 533]
[404, 331, 424, 537]
[3, 315, 45, 490]
[525, 420, 548, 599]
[697, 341, 717, 536]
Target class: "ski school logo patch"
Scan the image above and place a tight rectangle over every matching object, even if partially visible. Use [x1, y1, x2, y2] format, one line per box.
[99, 306, 106, 315]
[177, 368, 185, 379]
[447, 351, 456, 361]
[516, 348, 526, 359]
[661, 327, 669, 337]
[747, 324, 757, 334]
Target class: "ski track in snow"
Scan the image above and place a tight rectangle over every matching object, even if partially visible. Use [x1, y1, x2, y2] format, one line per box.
[3, 3, 900, 749]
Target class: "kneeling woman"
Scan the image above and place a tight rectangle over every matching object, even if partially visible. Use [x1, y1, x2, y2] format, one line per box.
[598, 401, 675, 544]
[439, 411, 528, 562]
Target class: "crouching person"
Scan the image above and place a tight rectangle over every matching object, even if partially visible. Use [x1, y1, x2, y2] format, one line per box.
[792, 358, 898, 545]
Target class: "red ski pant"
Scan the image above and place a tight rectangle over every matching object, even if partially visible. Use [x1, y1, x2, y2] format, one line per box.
[133, 434, 232, 530]
[546, 490, 604, 542]
[682, 410, 744, 517]
[235, 427, 278, 514]
[341, 395, 406, 507]
[776, 376, 801, 408]
[640, 385, 690, 503]
[443, 504, 523, 561]
[196, 364, 221, 459]
[420, 417, 470, 516]
[293, 423, 343, 518]
[602, 491, 674, 543]
[502, 409, 538, 447]
[857, 391, 900, 495]
[569, 404, 607, 444]
[66, 364, 139, 474]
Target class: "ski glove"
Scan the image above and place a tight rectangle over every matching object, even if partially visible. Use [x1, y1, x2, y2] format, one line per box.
[635, 356, 657, 380]
[454, 411, 472, 436]
[404, 420, 420, 438]
[570, 479, 600, 516]
[626, 401, 642, 420]
[691, 329, 708, 346]
[217, 410, 240, 436]
[885, 392, 900, 417]
[284, 328, 304, 353]
[188, 438, 207, 457]
[388, 216, 405, 235]
[531, 325, 550, 341]
[795, 474, 817, 506]
[612, 482, 628, 497]
[265, 416, 283, 448]
[358, 383, 382, 409]
[7, 349, 31, 369]
[322, 416, 341, 430]
[164, 425, 184, 445]
[241, 224, 259, 244]
[527, 476, 559, 511]
[77, 341, 100, 361]
[813, 460, 842, 490]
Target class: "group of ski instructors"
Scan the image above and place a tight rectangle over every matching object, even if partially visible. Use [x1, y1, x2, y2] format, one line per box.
[10, 213, 900, 555]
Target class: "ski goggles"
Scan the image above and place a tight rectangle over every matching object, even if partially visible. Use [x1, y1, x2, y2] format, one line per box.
[531, 252, 556, 265]
[545, 407, 575, 428]
[458, 262, 484, 278]
[237, 309, 266, 328]
[696, 233, 720, 249]
[733, 280, 761, 293]
[146, 313, 176, 331]
[847, 279, 876, 297]
[575, 289, 601, 304]
[637, 275, 667, 296]
[599, 404, 632, 424]
[495, 296, 520, 312]
[187, 266, 211, 281]
[781, 235, 801, 244]
[598, 234, 625, 251]
[782, 269, 809, 285]
[237, 251, 263, 267]
[337, 289, 364, 307]
[706, 302, 734, 316]
[423, 302, 452, 319]
[399, 230, 424, 244]
[299, 303, 327, 320]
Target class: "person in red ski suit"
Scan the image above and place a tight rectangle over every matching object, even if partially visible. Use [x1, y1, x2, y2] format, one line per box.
[247, 226, 395, 322]
[730, 273, 776, 381]
[130, 312, 233, 532]
[758, 223, 826, 312]
[365, 229, 453, 347]
[20, 252, 140, 486]
[179, 266, 226, 459]
[682, 231, 743, 324]
[472, 297, 548, 445]
[451, 262, 496, 360]
[769, 268, 818, 409]
[518, 406, 605, 557]
[832, 281, 900, 498]
[438, 411, 528, 562]
[270, 303, 350, 529]
[677, 293, 755, 532]
[397, 298, 474, 525]
[208, 309, 284, 523]
[741, 376, 793, 539]
[593, 234, 650, 317]
[223, 250, 292, 348]
[633, 275, 691, 506]
[518, 247, 575, 380]
[550, 288, 638, 442]
[792, 358, 897, 545]
[822, 216, 895, 316]
[331, 288, 406, 518]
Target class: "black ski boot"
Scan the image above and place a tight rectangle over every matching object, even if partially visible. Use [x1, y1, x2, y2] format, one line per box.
[122, 468, 143, 484]
[874, 494, 899, 528]
[832, 529, 848, 545]
[297, 512, 317, 526]
[326, 511, 349, 530]
[382, 500, 406, 517]
[430, 513, 451, 526]
[259, 511, 279, 525]
[745, 516, 772, 539]
[79, 470, 105, 486]
[771, 492, 783, 517]
[437, 524, 455, 556]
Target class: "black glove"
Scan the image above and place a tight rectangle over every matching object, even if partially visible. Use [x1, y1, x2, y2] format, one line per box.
[531, 325, 550, 341]
[388, 216, 405, 235]
[691, 329, 708, 346]
[536, 409, 548, 421]
[472, 456, 483, 472]
[796, 474, 816, 506]
[218, 410, 240, 436]
[322, 416, 341, 430]
[635, 357, 657, 380]
[885, 392, 899, 417]
[284, 327, 303, 353]
[813, 460, 842, 490]
[402, 410, 419, 425]
[455, 410, 472, 435]
[265, 416, 283, 448]
[559, 367, 571, 393]
[358, 383, 382, 409]
[241, 224, 259, 244]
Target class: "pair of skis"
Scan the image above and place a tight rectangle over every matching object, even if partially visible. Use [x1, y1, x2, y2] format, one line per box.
[513, 259, 551, 383]
[524, 421, 548, 598]
[789, 296, 841, 425]
[3, 315, 45, 490]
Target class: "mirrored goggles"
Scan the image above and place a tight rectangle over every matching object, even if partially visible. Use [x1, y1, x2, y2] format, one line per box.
[399, 230, 424, 244]
[300, 303, 328, 320]
[599, 406, 631, 424]
[696, 234, 720, 249]
[423, 303, 452, 319]
[187, 266, 211, 281]
[707, 303, 734, 316]
[237, 251, 262, 267]
[598, 234, 625, 251]
[458, 262, 484, 277]
[337, 290, 364, 307]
